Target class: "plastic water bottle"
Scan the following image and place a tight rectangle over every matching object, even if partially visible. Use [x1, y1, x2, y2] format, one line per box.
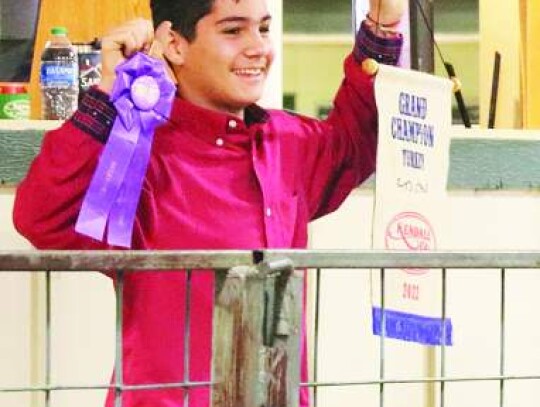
[40, 27, 79, 120]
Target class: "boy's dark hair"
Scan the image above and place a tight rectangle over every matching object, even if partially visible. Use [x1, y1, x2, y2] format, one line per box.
[150, 0, 215, 42]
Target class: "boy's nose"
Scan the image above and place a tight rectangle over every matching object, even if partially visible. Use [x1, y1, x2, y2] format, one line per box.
[244, 32, 270, 57]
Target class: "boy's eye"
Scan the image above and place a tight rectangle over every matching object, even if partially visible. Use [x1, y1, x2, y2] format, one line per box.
[222, 26, 241, 35]
[260, 24, 270, 34]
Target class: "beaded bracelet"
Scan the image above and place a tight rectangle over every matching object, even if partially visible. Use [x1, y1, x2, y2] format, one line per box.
[366, 13, 401, 29]
[364, 14, 402, 38]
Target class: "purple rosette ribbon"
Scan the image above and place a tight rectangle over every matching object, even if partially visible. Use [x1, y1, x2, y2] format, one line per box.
[75, 52, 175, 247]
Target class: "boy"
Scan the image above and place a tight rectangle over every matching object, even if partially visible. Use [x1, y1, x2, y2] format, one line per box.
[14, 0, 405, 406]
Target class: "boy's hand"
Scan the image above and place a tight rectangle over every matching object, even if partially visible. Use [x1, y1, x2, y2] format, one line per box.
[98, 19, 155, 94]
[368, 0, 407, 25]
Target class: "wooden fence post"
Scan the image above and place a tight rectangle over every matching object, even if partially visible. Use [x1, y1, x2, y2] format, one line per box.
[212, 262, 302, 407]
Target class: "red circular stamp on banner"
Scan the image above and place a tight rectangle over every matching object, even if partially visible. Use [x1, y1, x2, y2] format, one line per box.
[384, 212, 436, 275]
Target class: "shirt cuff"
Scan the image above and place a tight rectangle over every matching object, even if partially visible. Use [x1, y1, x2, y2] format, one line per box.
[70, 86, 116, 144]
[354, 20, 403, 66]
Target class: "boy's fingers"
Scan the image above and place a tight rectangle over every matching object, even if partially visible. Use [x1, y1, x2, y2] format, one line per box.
[99, 19, 155, 94]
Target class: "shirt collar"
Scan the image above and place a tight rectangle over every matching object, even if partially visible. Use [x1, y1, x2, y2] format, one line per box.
[167, 97, 269, 142]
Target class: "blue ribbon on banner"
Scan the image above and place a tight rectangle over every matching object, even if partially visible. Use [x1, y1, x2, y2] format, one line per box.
[372, 306, 453, 346]
[75, 52, 176, 247]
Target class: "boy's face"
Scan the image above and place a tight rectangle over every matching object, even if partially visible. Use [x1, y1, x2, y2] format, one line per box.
[175, 0, 274, 117]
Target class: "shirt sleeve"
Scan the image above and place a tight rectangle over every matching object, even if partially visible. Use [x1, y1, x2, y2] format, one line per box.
[13, 90, 116, 250]
[300, 20, 403, 220]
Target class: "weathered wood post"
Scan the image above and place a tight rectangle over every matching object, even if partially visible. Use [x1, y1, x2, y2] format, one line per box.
[212, 259, 302, 407]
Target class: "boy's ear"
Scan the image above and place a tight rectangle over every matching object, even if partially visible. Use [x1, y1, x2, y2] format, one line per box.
[166, 32, 189, 66]
[154, 21, 187, 66]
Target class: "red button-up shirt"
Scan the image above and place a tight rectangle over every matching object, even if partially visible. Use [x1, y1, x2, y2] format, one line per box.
[14, 25, 402, 407]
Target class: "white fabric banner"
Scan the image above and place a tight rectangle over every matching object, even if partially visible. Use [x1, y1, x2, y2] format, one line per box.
[371, 64, 453, 346]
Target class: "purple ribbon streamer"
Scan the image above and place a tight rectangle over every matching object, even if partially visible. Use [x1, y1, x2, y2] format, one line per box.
[75, 52, 175, 247]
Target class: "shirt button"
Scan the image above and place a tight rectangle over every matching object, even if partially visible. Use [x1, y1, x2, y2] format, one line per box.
[228, 119, 238, 129]
[216, 137, 224, 147]
[265, 207, 272, 217]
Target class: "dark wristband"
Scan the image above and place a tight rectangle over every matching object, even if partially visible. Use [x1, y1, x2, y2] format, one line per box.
[71, 86, 117, 144]
[354, 20, 403, 65]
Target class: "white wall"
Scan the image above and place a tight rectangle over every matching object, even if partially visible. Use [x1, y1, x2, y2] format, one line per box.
[0, 189, 33, 407]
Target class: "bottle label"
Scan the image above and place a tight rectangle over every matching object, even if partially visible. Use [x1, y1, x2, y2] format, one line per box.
[40, 62, 78, 87]
[78, 51, 102, 93]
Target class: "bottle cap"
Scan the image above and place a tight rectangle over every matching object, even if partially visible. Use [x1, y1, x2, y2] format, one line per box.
[51, 26, 68, 35]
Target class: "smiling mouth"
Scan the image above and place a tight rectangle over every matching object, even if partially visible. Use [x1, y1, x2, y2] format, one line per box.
[233, 67, 266, 77]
